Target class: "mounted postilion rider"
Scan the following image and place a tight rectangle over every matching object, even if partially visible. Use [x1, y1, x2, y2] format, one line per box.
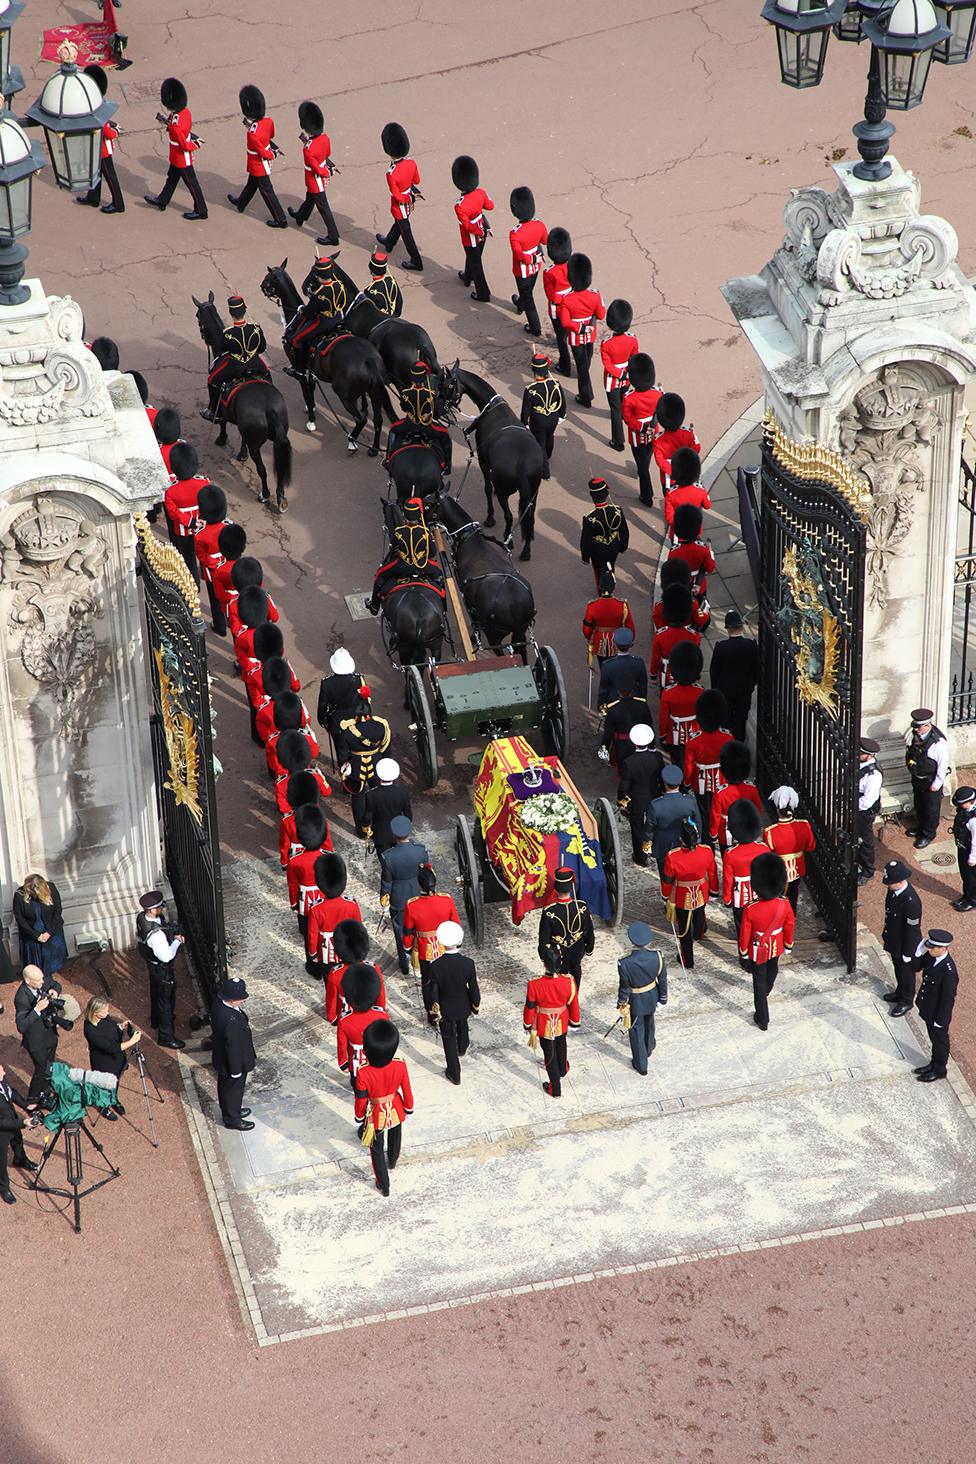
[363, 249, 402, 319]
[383, 360, 452, 480]
[283, 252, 349, 378]
[366, 497, 445, 616]
[201, 294, 270, 423]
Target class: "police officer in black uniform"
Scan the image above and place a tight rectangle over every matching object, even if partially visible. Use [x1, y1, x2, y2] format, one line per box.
[951, 784, 976, 911]
[362, 250, 403, 318]
[905, 707, 949, 849]
[617, 723, 666, 867]
[136, 891, 186, 1050]
[912, 930, 959, 1083]
[580, 477, 629, 589]
[201, 295, 269, 422]
[537, 867, 595, 987]
[880, 858, 922, 1017]
[616, 921, 668, 1075]
[519, 352, 565, 480]
[708, 610, 759, 744]
[210, 976, 257, 1128]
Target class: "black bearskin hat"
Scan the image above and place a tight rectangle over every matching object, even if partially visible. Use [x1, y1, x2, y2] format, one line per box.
[606, 299, 633, 333]
[217, 523, 247, 560]
[662, 584, 694, 628]
[160, 78, 187, 112]
[272, 691, 304, 733]
[333, 917, 369, 964]
[727, 797, 763, 845]
[298, 100, 324, 136]
[251, 621, 283, 661]
[567, 252, 593, 291]
[90, 337, 120, 371]
[546, 227, 571, 264]
[626, 353, 654, 392]
[274, 730, 312, 774]
[751, 851, 787, 902]
[719, 740, 752, 785]
[261, 658, 293, 700]
[452, 154, 479, 192]
[293, 803, 327, 851]
[668, 640, 703, 687]
[655, 392, 686, 432]
[341, 962, 382, 1013]
[660, 557, 692, 592]
[541, 944, 562, 975]
[153, 407, 181, 445]
[672, 503, 703, 542]
[381, 122, 409, 158]
[239, 85, 267, 122]
[363, 1018, 399, 1068]
[314, 852, 348, 901]
[168, 441, 199, 480]
[235, 586, 270, 628]
[130, 371, 150, 405]
[671, 447, 701, 488]
[287, 771, 321, 811]
[84, 64, 108, 97]
[695, 688, 728, 734]
[418, 864, 436, 894]
[197, 484, 227, 524]
[679, 817, 700, 850]
[230, 556, 264, 592]
[510, 186, 535, 221]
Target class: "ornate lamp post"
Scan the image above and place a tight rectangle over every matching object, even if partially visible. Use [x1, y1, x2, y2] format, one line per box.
[25, 41, 115, 193]
[0, 112, 43, 306]
[0, 0, 25, 109]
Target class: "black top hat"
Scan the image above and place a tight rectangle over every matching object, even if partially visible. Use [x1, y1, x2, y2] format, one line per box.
[239, 85, 266, 122]
[381, 122, 409, 158]
[363, 1017, 399, 1067]
[160, 77, 187, 112]
[451, 154, 479, 192]
[510, 185, 535, 221]
[298, 100, 324, 135]
[605, 299, 633, 333]
[313, 851, 346, 900]
[333, 918, 369, 964]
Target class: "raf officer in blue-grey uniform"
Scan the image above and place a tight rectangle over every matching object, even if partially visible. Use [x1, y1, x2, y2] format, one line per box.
[644, 764, 702, 877]
[616, 921, 668, 1074]
[380, 815, 431, 974]
[597, 626, 647, 708]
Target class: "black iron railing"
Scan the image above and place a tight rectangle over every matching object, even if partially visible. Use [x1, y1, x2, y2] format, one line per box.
[949, 453, 976, 727]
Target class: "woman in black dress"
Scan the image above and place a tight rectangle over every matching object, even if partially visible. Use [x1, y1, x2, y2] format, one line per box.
[83, 998, 142, 1119]
[13, 874, 67, 977]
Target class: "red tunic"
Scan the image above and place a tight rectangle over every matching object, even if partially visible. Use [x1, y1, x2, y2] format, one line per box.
[326, 958, 386, 1026]
[455, 187, 494, 247]
[684, 728, 733, 796]
[266, 725, 319, 780]
[668, 539, 716, 595]
[302, 132, 332, 193]
[622, 386, 662, 447]
[654, 425, 702, 489]
[274, 763, 332, 814]
[664, 482, 711, 531]
[402, 892, 462, 963]
[582, 596, 635, 661]
[354, 1058, 414, 1131]
[649, 624, 701, 689]
[386, 157, 420, 220]
[164, 475, 209, 537]
[246, 117, 276, 177]
[228, 591, 281, 640]
[286, 840, 333, 914]
[542, 260, 570, 321]
[337, 1005, 388, 1076]
[764, 818, 817, 882]
[653, 596, 709, 633]
[245, 658, 301, 709]
[193, 520, 228, 583]
[305, 895, 361, 972]
[600, 333, 639, 393]
[739, 897, 795, 964]
[722, 840, 769, 909]
[167, 108, 198, 169]
[661, 845, 718, 909]
[255, 695, 311, 748]
[523, 973, 580, 1039]
[557, 287, 606, 345]
[212, 559, 237, 605]
[710, 781, 763, 849]
[658, 682, 702, 745]
[510, 219, 548, 278]
[101, 120, 119, 160]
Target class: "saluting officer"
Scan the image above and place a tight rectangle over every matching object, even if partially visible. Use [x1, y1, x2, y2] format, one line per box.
[912, 930, 959, 1083]
[210, 977, 257, 1130]
[616, 922, 668, 1075]
[376, 122, 423, 271]
[201, 294, 269, 423]
[452, 154, 494, 302]
[905, 707, 949, 850]
[951, 784, 976, 911]
[230, 85, 287, 227]
[537, 867, 595, 986]
[857, 736, 884, 883]
[880, 858, 922, 1017]
[362, 250, 402, 318]
[580, 477, 630, 589]
[423, 922, 481, 1086]
[145, 76, 208, 220]
[290, 100, 339, 245]
[337, 686, 392, 836]
[519, 351, 565, 480]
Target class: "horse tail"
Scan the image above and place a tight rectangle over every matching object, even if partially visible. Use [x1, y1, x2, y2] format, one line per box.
[270, 405, 292, 492]
[367, 358, 397, 422]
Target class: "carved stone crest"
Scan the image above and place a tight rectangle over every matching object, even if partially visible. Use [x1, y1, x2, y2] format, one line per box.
[0, 498, 106, 741]
[0, 294, 107, 426]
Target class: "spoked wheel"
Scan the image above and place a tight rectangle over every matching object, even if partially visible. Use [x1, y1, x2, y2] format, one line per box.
[594, 796, 624, 928]
[406, 664, 438, 789]
[534, 644, 570, 760]
[455, 814, 485, 946]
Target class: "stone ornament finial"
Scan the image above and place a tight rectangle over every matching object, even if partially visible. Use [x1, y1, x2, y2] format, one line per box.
[56, 40, 79, 66]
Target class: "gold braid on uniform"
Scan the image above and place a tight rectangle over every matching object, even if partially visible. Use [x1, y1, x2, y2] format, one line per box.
[393, 523, 433, 571]
[227, 322, 263, 364]
[401, 383, 435, 425]
[310, 276, 347, 314]
[549, 901, 584, 948]
[366, 277, 398, 315]
[591, 504, 621, 544]
[530, 379, 562, 417]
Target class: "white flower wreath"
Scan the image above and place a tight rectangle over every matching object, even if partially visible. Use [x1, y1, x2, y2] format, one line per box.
[519, 792, 580, 835]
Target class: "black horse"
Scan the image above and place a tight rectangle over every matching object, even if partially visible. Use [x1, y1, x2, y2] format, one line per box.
[192, 292, 292, 511]
[381, 583, 446, 669]
[260, 262, 394, 455]
[445, 367, 544, 560]
[387, 442, 444, 507]
[435, 493, 536, 661]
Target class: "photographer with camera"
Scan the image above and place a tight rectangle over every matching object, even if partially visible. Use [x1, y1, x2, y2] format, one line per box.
[83, 998, 142, 1121]
[0, 1062, 38, 1204]
[136, 891, 185, 1051]
[14, 964, 76, 1099]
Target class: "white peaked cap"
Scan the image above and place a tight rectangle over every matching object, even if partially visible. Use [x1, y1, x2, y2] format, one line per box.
[330, 648, 355, 674]
[437, 921, 464, 949]
[769, 785, 799, 811]
[630, 723, 654, 748]
[376, 758, 400, 782]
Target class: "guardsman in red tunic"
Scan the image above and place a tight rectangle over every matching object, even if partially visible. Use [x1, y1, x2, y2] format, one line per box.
[246, 624, 300, 706]
[582, 570, 635, 666]
[683, 689, 733, 831]
[600, 299, 639, 452]
[325, 919, 386, 1024]
[285, 805, 332, 944]
[764, 786, 817, 912]
[710, 742, 764, 851]
[557, 252, 606, 408]
[376, 122, 423, 271]
[453, 154, 494, 303]
[520, 352, 566, 480]
[255, 676, 312, 746]
[153, 406, 182, 480]
[229, 572, 280, 652]
[337, 963, 388, 1083]
[145, 76, 208, 219]
[661, 818, 718, 969]
[354, 1019, 414, 1197]
[193, 484, 230, 635]
[669, 504, 716, 597]
[266, 694, 319, 778]
[542, 227, 573, 377]
[650, 585, 701, 692]
[739, 853, 795, 1031]
[654, 393, 702, 494]
[664, 448, 711, 535]
[523, 945, 581, 1098]
[621, 353, 662, 505]
[653, 559, 710, 634]
[509, 186, 548, 337]
[273, 731, 331, 812]
[289, 100, 339, 245]
[362, 250, 403, 318]
[78, 66, 124, 214]
[163, 441, 208, 582]
[230, 85, 287, 227]
[721, 799, 768, 935]
[658, 641, 703, 756]
[403, 864, 462, 981]
[277, 771, 327, 870]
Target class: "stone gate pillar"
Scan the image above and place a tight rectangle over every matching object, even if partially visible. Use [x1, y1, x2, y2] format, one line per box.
[0, 280, 168, 955]
[723, 158, 976, 784]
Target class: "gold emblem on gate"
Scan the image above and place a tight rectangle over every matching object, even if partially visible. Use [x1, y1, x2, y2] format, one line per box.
[779, 543, 841, 719]
[154, 646, 203, 823]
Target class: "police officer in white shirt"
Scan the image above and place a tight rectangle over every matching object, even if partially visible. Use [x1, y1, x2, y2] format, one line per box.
[857, 737, 884, 884]
[905, 707, 949, 850]
[136, 891, 186, 1050]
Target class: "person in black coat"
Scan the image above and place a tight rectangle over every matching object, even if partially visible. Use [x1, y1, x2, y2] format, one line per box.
[317, 647, 366, 746]
[617, 724, 666, 866]
[13, 873, 67, 977]
[536, 867, 595, 984]
[597, 626, 647, 708]
[15, 966, 74, 1100]
[422, 922, 481, 1085]
[580, 477, 629, 589]
[210, 977, 257, 1129]
[362, 758, 412, 854]
[912, 930, 959, 1082]
[880, 859, 923, 1017]
[0, 1063, 38, 1203]
[708, 610, 759, 743]
[600, 677, 653, 772]
[83, 998, 143, 1119]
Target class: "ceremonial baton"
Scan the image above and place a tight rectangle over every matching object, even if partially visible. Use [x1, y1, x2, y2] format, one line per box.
[375, 907, 390, 935]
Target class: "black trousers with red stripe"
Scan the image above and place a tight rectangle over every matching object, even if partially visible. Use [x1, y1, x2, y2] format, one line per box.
[462, 242, 491, 301]
[294, 190, 339, 242]
[84, 155, 124, 210]
[369, 1123, 402, 1191]
[571, 343, 595, 405]
[156, 164, 208, 216]
[631, 442, 654, 504]
[513, 274, 542, 335]
[234, 173, 287, 225]
[380, 216, 423, 268]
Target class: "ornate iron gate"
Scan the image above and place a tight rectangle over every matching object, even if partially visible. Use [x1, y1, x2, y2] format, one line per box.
[135, 516, 227, 1001]
[757, 417, 868, 972]
[949, 450, 976, 726]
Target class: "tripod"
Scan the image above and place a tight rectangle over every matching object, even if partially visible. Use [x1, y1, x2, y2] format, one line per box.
[30, 1118, 120, 1234]
[129, 1043, 164, 1148]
